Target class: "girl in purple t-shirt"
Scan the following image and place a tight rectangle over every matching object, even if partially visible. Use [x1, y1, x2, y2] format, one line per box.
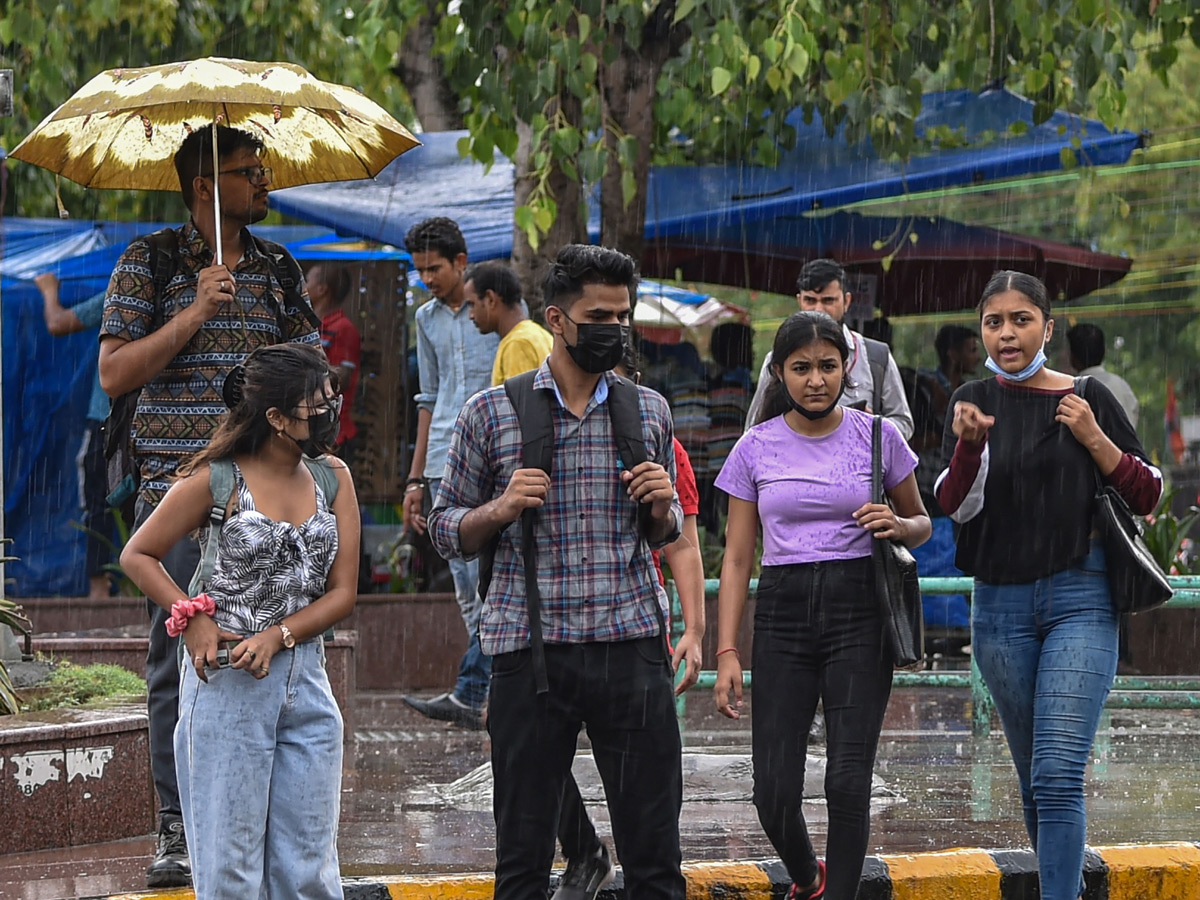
[713, 311, 929, 900]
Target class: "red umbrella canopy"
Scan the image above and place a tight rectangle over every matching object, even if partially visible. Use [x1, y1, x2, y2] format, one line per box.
[641, 212, 1130, 315]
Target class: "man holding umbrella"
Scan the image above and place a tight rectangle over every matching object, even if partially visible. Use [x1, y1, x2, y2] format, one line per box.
[99, 124, 320, 887]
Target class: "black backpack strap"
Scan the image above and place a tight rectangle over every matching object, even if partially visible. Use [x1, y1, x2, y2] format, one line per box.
[248, 234, 322, 336]
[862, 335, 890, 415]
[606, 375, 670, 644]
[103, 228, 179, 500]
[606, 374, 652, 536]
[502, 370, 556, 694]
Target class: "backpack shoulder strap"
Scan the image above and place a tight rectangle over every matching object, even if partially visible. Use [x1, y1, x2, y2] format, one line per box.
[503, 369, 555, 474]
[606, 375, 655, 537]
[862, 335, 890, 414]
[249, 234, 322, 335]
[143, 227, 178, 299]
[606, 374, 649, 470]
[303, 457, 340, 505]
[188, 459, 237, 597]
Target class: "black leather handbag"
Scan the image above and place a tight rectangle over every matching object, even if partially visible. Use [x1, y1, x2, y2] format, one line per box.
[871, 416, 925, 670]
[1076, 377, 1173, 614]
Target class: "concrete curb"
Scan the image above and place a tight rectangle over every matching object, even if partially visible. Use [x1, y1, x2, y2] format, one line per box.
[89, 843, 1200, 900]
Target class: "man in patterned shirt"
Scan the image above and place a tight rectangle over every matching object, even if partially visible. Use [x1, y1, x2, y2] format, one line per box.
[99, 124, 320, 888]
[429, 245, 686, 900]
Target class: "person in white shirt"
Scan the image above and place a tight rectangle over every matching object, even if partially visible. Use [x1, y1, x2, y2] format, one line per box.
[1068, 323, 1139, 430]
[746, 259, 913, 438]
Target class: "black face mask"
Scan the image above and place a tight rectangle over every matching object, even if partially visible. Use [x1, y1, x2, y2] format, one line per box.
[556, 308, 629, 374]
[784, 380, 846, 420]
[286, 403, 340, 458]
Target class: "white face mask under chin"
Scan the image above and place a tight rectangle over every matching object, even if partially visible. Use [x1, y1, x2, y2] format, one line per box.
[985, 339, 1048, 382]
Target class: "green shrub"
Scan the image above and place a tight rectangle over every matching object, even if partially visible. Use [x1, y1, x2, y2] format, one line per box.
[23, 663, 146, 712]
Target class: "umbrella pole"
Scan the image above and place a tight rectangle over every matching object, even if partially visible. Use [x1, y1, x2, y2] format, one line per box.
[211, 122, 223, 266]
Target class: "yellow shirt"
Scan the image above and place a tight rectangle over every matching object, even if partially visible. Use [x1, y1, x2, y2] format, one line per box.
[492, 318, 555, 385]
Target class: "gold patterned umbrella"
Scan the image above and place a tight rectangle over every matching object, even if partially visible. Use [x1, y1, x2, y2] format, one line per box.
[11, 57, 420, 191]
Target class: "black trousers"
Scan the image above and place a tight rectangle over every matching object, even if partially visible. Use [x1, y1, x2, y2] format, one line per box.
[557, 774, 600, 860]
[78, 420, 111, 579]
[489, 637, 685, 900]
[135, 498, 201, 823]
[751, 558, 893, 900]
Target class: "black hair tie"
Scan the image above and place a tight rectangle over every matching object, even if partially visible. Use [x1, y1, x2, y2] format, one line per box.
[222, 364, 247, 408]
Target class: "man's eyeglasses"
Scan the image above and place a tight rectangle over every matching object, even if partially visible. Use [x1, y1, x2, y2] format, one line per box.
[217, 166, 273, 186]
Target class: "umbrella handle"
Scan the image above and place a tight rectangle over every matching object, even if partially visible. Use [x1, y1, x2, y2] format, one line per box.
[212, 122, 222, 266]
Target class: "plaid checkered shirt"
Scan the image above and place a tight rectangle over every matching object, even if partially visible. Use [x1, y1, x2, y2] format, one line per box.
[428, 359, 682, 657]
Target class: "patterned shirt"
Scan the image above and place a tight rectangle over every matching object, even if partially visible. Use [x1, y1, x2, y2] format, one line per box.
[428, 359, 683, 656]
[207, 462, 338, 637]
[101, 221, 320, 505]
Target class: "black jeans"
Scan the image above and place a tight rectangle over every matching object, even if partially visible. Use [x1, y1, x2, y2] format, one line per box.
[489, 637, 685, 900]
[135, 498, 201, 823]
[751, 558, 893, 900]
[557, 774, 600, 860]
[78, 420, 111, 579]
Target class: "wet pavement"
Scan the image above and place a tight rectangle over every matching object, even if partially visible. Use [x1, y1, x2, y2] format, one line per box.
[4, 686, 1200, 899]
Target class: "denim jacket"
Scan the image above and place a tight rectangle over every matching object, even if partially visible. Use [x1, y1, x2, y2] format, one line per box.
[415, 297, 499, 478]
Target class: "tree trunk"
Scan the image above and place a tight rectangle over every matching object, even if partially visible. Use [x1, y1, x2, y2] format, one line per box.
[512, 97, 587, 321]
[599, 6, 688, 271]
[393, 13, 463, 132]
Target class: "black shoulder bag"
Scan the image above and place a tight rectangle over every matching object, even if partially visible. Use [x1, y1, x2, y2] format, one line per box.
[871, 415, 925, 670]
[1075, 376, 1173, 614]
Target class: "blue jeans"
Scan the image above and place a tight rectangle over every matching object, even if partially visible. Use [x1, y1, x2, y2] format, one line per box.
[972, 540, 1118, 900]
[175, 641, 343, 900]
[430, 477, 491, 708]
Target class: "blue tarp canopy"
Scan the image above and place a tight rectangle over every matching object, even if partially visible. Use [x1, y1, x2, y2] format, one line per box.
[272, 87, 1142, 260]
[0, 219, 406, 597]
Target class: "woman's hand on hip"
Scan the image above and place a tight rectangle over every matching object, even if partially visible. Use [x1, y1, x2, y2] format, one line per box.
[854, 502, 905, 541]
[952, 401, 994, 444]
[713, 654, 744, 719]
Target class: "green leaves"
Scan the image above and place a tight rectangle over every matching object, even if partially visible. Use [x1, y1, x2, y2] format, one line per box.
[711, 65, 732, 95]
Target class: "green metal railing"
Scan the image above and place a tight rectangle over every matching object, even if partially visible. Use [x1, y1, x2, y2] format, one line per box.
[671, 575, 1200, 737]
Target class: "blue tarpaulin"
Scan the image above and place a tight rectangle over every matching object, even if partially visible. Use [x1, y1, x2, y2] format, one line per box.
[0, 219, 401, 597]
[271, 88, 1141, 259]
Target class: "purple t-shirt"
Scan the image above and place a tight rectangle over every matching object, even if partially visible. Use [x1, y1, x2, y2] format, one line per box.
[715, 409, 918, 565]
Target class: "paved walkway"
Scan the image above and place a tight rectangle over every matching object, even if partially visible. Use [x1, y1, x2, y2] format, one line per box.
[4, 687, 1200, 900]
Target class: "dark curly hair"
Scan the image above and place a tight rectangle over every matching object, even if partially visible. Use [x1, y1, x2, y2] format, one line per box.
[404, 217, 467, 261]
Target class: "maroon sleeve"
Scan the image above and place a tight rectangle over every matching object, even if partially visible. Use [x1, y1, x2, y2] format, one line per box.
[1105, 453, 1162, 516]
[935, 436, 986, 516]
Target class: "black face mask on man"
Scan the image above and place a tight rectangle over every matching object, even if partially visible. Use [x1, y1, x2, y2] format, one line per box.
[285, 399, 341, 458]
[554, 307, 629, 374]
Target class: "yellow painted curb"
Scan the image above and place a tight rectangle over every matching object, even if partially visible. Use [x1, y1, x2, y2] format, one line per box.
[881, 848, 1002, 900]
[682, 861, 773, 899]
[1098, 842, 1200, 900]
[381, 873, 496, 900]
[105, 891, 193, 900]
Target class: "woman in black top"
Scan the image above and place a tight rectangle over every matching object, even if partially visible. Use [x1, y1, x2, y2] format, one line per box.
[936, 272, 1159, 900]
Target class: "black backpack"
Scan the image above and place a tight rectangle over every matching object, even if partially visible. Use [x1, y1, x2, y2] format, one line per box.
[478, 369, 662, 693]
[103, 228, 319, 507]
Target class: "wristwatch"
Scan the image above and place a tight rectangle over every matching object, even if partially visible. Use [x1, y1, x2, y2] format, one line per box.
[278, 623, 296, 649]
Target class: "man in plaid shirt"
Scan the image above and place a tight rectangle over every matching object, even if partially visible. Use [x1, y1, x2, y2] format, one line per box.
[429, 245, 685, 900]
